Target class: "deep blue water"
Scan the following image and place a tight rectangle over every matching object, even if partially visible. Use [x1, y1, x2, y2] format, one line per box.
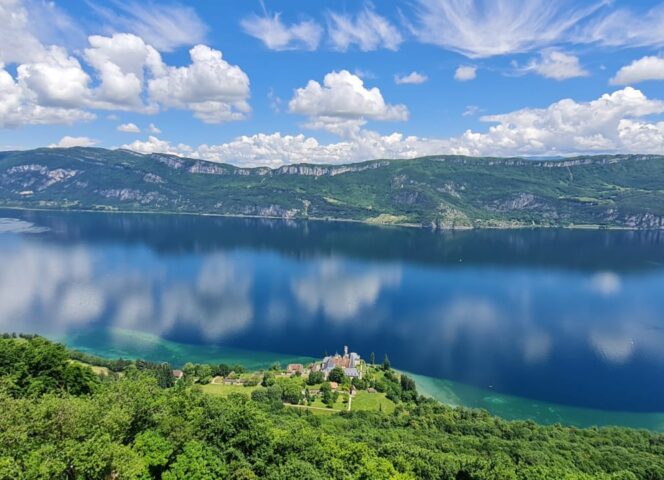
[3, 209, 664, 413]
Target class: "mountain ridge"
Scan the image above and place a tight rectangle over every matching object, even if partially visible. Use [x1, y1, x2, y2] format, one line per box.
[1, 147, 664, 230]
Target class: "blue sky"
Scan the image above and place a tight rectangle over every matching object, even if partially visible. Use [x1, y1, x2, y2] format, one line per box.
[2, 0, 664, 166]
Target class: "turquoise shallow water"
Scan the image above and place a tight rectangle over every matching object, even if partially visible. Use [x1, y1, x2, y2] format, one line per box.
[55, 327, 664, 432]
[410, 373, 664, 431]
[56, 328, 316, 370]
[4, 209, 664, 430]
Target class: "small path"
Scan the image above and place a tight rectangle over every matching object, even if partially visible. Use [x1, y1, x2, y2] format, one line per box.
[347, 395, 352, 411]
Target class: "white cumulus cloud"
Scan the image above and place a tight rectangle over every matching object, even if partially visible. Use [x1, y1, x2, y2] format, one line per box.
[394, 71, 428, 85]
[84, 33, 164, 111]
[148, 45, 251, 124]
[288, 70, 408, 135]
[49, 136, 98, 148]
[117, 122, 140, 133]
[0, 2, 251, 126]
[611, 56, 664, 85]
[0, 0, 48, 64]
[463, 87, 664, 156]
[454, 65, 477, 81]
[123, 87, 664, 167]
[122, 135, 192, 157]
[0, 66, 95, 128]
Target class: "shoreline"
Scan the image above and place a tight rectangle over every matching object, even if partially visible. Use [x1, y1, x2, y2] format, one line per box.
[0, 204, 651, 232]
[55, 328, 664, 432]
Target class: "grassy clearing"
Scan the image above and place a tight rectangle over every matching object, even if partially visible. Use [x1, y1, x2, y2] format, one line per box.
[71, 360, 110, 376]
[352, 391, 396, 414]
[200, 383, 259, 397]
[365, 214, 410, 225]
[309, 393, 348, 411]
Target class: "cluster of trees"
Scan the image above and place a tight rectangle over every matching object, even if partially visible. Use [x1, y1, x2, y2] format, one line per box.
[69, 349, 134, 373]
[180, 362, 247, 385]
[319, 381, 339, 407]
[2, 336, 664, 479]
[373, 370, 417, 403]
[0, 336, 99, 397]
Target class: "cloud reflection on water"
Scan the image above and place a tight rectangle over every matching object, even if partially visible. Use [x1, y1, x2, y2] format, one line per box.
[4, 227, 664, 410]
[0, 242, 254, 342]
[290, 258, 401, 322]
[589, 271, 622, 296]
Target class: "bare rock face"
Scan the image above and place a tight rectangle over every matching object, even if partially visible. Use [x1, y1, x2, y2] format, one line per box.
[97, 189, 167, 205]
[491, 193, 538, 211]
[239, 204, 300, 219]
[188, 162, 228, 175]
[2, 164, 78, 191]
[622, 213, 664, 229]
[273, 162, 389, 177]
[143, 173, 165, 184]
[436, 181, 464, 198]
[602, 209, 664, 229]
[391, 190, 426, 206]
[153, 155, 184, 169]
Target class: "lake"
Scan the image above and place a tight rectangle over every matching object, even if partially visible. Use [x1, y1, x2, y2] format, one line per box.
[3, 209, 664, 429]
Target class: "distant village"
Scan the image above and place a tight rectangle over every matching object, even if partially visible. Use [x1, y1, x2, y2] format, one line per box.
[285, 346, 367, 394]
[295, 345, 363, 377]
[174, 346, 364, 383]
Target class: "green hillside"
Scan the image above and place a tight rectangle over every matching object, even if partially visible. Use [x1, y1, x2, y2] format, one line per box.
[1, 147, 664, 229]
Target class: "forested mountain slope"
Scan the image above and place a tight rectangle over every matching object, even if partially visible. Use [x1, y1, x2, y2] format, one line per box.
[1, 147, 664, 229]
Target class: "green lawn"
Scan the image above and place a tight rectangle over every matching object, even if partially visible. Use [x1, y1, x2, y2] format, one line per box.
[200, 383, 259, 397]
[71, 360, 110, 376]
[352, 391, 396, 414]
[309, 393, 348, 411]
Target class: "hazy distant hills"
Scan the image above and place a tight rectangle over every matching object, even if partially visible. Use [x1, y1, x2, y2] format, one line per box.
[1, 147, 664, 230]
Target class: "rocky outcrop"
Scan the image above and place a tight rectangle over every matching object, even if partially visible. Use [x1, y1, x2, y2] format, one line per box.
[2, 164, 78, 191]
[238, 204, 300, 219]
[143, 173, 165, 184]
[153, 155, 184, 169]
[188, 162, 228, 175]
[491, 193, 539, 211]
[436, 181, 464, 198]
[621, 213, 664, 229]
[430, 205, 473, 230]
[391, 190, 426, 206]
[97, 189, 167, 205]
[271, 162, 389, 177]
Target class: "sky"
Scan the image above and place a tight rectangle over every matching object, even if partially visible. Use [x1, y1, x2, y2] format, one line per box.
[2, 0, 664, 167]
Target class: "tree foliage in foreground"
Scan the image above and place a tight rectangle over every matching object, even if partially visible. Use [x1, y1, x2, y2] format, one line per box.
[2, 336, 664, 479]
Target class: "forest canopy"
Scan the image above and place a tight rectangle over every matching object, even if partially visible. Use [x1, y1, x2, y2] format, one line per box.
[1, 335, 663, 479]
